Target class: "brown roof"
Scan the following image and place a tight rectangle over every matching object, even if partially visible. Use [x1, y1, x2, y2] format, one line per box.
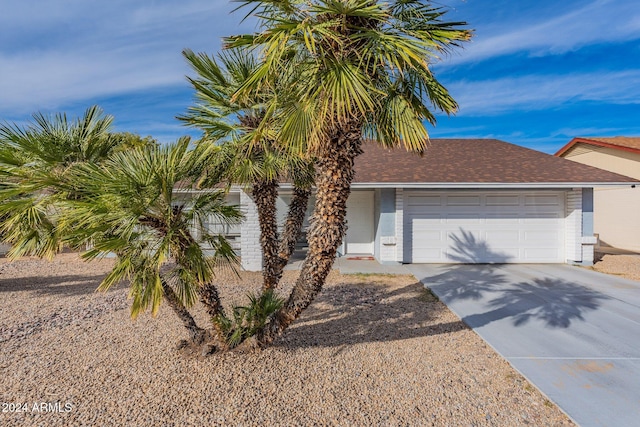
[555, 137, 640, 156]
[353, 139, 638, 185]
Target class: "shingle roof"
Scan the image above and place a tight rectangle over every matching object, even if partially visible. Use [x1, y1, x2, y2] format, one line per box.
[353, 139, 638, 185]
[555, 136, 640, 156]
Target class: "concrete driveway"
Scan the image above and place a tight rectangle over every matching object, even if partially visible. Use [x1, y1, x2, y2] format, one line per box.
[406, 263, 640, 427]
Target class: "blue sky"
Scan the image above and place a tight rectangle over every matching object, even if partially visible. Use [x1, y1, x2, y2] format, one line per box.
[1, 0, 639, 154]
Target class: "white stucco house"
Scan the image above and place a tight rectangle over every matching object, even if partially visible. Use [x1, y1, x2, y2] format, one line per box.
[180, 138, 639, 271]
[555, 137, 640, 252]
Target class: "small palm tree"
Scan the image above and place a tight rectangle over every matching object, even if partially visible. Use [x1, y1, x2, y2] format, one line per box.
[62, 138, 242, 344]
[180, 47, 314, 291]
[0, 106, 124, 258]
[228, 0, 471, 347]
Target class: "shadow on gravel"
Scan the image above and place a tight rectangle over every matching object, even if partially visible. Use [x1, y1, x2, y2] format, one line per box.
[277, 281, 468, 349]
[0, 274, 119, 297]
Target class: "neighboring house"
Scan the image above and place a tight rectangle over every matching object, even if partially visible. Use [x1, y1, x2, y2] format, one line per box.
[555, 136, 640, 252]
[178, 139, 639, 271]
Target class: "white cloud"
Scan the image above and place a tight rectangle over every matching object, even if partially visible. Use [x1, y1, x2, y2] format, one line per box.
[439, 0, 640, 66]
[0, 0, 255, 115]
[449, 70, 640, 115]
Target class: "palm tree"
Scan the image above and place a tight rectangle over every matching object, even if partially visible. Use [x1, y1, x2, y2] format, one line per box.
[62, 138, 242, 344]
[0, 106, 126, 258]
[0, 108, 241, 346]
[227, 0, 471, 347]
[180, 48, 314, 291]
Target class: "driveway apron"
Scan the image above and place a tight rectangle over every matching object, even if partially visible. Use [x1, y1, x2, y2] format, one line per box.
[407, 263, 640, 427]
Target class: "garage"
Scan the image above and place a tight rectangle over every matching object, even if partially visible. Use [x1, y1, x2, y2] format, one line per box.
[232, 139, 638, 271]
[403, 190, 566, 263]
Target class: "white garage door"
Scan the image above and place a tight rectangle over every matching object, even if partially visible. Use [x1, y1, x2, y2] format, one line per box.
[405, 191, 565, 263]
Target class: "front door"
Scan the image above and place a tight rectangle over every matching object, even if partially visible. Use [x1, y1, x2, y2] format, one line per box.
[345, 191, 374, 254]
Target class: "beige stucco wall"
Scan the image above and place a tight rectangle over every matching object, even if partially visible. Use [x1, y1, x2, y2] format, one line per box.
[562, 143, 640, 251]
[563, 144, 640, 179]
[594, 187, 640, 251]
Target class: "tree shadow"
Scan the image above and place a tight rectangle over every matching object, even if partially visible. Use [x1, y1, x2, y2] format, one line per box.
[462, 277, 608, 329]
[276, 280, 468, 349]
[448, 228, 513, 263]
[423, 228, 513, 301]
[0, 273, 121, 297]
[427, 264, 510, 302]
[421, 229, 610, 330]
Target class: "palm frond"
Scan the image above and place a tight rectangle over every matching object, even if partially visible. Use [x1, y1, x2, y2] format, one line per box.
[225, 0, 471, 153]
[63, 139, 241, 314]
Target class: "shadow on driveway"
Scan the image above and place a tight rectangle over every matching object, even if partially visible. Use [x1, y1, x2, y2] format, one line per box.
[426, 265, 610, 329]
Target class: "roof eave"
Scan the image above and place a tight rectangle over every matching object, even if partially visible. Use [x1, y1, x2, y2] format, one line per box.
[175, 182, 639, 193]
[556, 137, 640, 156]
[350, 182, 639, 189]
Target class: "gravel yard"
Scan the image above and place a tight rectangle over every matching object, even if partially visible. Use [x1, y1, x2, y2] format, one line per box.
[0, 254, 575, 426]
[591, 253, 640, 281]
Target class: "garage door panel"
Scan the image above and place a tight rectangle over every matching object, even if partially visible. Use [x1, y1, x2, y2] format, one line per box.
[411, 213, 441, 221]
[523, 230, 560, 242]
[445, 214, 481, 224]
[444, 245, 519, 263]
[446, 195, 481, 206]
[486, 247, 521, 262]
[485, 214, 520, 224]
[523, 212, 560, 217]
[412, 230, 444, 246]
[407, 195, 442, 206]
[486, 195, 520, 206]
[524, 195, 561, 206]
[445, 230, 484, 261]
[411, 215, 443, 232]
[412, 225, 443, 235]
[486, 230, 520, 241]
[447, 229, 482, 242]
[406, 191, 565, 263]
[444, 248, 469, 262]
[522, 215, 561, 224]
[420, 248, 447, 260]
[524, 248, 560, 260]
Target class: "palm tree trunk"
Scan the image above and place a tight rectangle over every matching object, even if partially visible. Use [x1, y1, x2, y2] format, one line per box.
[276, 186, 310, 271]
[199, 280, 228, 345]
[166, 233, 229, 347]
[161, 279, 206, 344]
[255, 124, 363, 346]
[252, 179, 281, 291]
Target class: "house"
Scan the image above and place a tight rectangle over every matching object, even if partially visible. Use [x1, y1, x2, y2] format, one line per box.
[180, 138, 639, 271]
[555, 137, 640, 252]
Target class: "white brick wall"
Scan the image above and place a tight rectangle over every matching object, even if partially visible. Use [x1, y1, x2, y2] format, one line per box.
[395, 188, 404, 263]
[240, 190, 262, 271]
[582, 243, 595, 266]
[379, 238, 396, 262]
[565, 189, 582, 263]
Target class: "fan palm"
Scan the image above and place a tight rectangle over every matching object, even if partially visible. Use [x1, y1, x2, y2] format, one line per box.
[180, 47, 314, 291]
[228, 0, 472, 346]
[61, 138, 242, 343]
[0, 106, 127, 258]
